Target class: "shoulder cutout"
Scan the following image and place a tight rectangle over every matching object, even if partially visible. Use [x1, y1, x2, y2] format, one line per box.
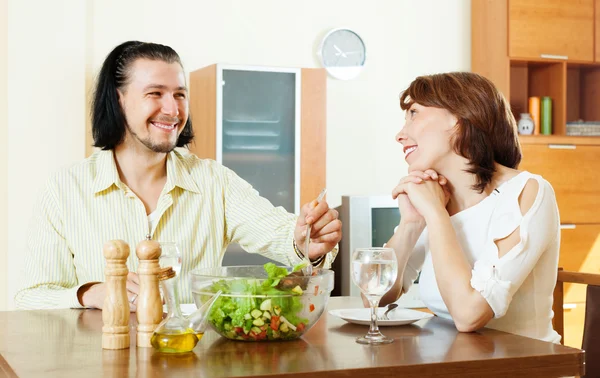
[493, 178, 540, 259]
[517, 178, 539, 216]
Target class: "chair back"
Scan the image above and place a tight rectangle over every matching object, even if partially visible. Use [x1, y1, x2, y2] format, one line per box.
[582, 285, 600, 378]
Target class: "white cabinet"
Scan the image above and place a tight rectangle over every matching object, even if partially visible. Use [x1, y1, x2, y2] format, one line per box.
[189, 64, 327, 265]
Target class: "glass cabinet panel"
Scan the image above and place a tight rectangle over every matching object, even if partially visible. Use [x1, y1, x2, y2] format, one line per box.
[221, 69, 297, 212]
[219, 68, 299, 266]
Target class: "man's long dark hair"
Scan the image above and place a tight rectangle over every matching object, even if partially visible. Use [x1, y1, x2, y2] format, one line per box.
[91, 41, 194, 150]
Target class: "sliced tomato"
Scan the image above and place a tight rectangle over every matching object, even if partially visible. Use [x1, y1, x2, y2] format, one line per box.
[296, 323, 306, 332]
[270, 316, 280, 330]
[233, 327, 244, 334]
[309, 303, 315, 312]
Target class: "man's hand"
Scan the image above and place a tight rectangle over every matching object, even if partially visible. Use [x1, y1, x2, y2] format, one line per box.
[78, 272, 140, 312]
[294, 199, 342, 261]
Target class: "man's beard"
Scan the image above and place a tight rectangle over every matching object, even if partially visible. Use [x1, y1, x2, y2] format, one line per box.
[126, 123, 177, 153]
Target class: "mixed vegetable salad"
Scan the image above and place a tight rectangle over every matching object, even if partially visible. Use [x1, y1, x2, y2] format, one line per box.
[205, 262, 313, 341]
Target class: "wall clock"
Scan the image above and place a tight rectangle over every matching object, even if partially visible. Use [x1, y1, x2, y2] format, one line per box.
[317, 28, 366, 80]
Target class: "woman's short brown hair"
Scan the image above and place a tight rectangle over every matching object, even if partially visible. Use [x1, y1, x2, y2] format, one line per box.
[399, 72, 521, 192]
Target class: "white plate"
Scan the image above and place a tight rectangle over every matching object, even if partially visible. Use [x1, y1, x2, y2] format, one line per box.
[329, 307, 433, 326]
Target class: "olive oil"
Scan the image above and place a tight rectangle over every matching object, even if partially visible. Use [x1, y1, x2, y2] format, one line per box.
[150, 328, 204, 353]
[150, 266, 220, 353]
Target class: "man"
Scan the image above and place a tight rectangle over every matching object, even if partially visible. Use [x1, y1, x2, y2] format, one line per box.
[15, 41, 341, 310]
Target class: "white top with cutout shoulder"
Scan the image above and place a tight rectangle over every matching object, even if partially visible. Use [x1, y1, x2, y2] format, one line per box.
[403, 171, 561, 343]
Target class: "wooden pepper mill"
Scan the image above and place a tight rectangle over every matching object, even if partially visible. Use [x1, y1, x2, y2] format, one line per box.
[102, 240, 131, 350]
[135, 236, 163, 348]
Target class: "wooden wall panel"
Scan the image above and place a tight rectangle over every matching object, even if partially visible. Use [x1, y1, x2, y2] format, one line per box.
[471, 0, 510, 97]
[300, 68, 327, 207]
[189, 64, 217, 159]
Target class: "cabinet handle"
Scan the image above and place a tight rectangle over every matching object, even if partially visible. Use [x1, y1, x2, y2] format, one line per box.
[548, 144, 576, 150]
[563, 303, 577, 310]
[540, 54, 568, 60]
[560, 224, 576, 230]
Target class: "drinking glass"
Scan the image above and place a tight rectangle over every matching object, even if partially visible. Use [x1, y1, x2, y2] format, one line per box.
[159, 242, 182, 277]
[351, 247, 398, 345]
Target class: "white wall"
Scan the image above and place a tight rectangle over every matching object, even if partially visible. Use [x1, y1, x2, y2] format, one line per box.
[1, 0, 8, 310]
[90, 0, 470, 203]
[4, 0, 470, 309]
[5, 0, 87, 309]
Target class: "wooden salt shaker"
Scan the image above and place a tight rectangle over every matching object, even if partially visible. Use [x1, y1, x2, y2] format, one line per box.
[102, 240, 131, 350]
[135, 236, 163, 348]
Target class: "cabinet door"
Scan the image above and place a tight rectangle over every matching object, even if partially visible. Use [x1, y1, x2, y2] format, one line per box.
[188, 65, 326, 267]
[509, 0, 594, 61]
[221, 69, 298, 213]
[219, 69, 298, 266]
[559, 224, 600, 303]
[519, 144, 600, 223]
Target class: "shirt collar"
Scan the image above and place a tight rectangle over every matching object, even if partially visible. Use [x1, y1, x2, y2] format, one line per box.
[164, 149, 202, 194]
[91, 149, 202, 195]
[92, 150, 122, 194]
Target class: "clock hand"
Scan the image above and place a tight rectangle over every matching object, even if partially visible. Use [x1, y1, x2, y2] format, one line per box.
[333, 44, 347, 58]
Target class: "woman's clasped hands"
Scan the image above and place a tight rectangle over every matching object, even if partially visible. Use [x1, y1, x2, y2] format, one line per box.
[392, 169, 451, 222]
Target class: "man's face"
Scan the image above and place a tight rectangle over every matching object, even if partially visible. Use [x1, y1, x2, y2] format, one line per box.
[118, 58, 188, 153]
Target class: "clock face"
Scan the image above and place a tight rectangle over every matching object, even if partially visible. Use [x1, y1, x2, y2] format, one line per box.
[319, 28, 366, 80]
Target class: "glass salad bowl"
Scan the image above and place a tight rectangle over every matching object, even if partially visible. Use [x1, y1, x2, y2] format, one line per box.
[190, 264, 334, 341]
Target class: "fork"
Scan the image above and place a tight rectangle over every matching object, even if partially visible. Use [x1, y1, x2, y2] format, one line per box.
[378, 303, 399, 321]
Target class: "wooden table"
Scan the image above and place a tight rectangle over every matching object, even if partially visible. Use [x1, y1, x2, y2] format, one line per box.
[0, 297, 584, 377]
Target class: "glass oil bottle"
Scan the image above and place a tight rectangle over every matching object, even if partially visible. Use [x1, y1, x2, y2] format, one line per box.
[150, 266, 220, 353]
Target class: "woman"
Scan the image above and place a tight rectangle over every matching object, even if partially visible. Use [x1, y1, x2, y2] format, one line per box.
[382, 72, 561, 343]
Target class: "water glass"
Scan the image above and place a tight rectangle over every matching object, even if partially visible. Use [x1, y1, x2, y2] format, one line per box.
[159, 242, 182, 277]
[351, 247, 398, 345]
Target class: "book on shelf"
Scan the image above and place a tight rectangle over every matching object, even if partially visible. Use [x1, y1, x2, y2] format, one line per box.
[566, 121, 600, 136]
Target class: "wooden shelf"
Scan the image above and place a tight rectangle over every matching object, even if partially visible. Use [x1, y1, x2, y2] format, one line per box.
[474, 0, 600, 351]
[510, 60, 566, 134]
[510, 57, 599, 66]
[473, 0, 600, 138]
[566, 65, 600, 123]
[519, 135, 600, 145]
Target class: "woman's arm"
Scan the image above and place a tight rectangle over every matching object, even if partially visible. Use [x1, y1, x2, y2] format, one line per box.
[379, 170, 447, 307]
[425, 178, 542, 331]
[425, 211, 494, 331]
[380, 220, 425, 306]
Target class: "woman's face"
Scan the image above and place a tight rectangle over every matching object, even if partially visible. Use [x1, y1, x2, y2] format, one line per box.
[396, 102, 457, 172]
